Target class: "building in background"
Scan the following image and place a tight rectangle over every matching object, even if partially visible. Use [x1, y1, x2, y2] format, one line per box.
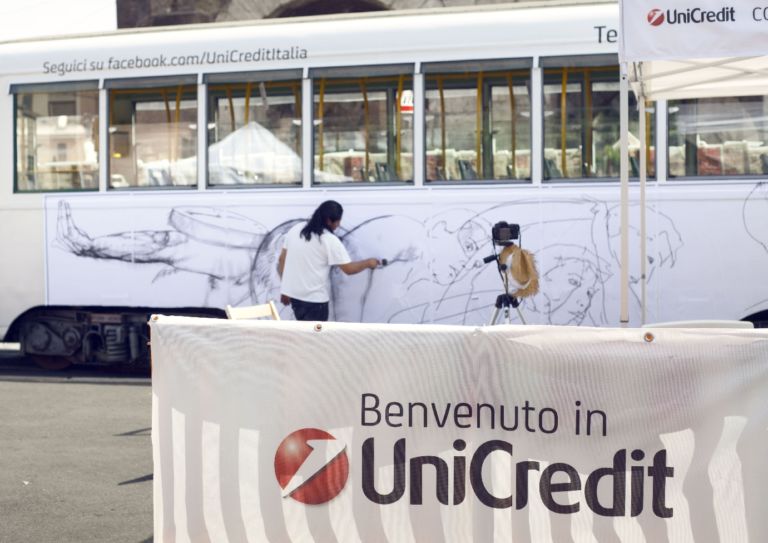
[117, 0, 533, 27]
[0, 0, 566, 40]
[0, 0, 116, 40]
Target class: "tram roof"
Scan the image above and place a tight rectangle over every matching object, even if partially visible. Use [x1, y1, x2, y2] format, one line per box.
[0, 0, 616, 46]
[0, 0, 619, 84]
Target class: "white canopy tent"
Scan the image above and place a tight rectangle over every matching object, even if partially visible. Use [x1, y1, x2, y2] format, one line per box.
[617, 0, 768, 324]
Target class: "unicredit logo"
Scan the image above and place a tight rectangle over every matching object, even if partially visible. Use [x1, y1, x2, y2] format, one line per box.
[647, 8, 665, 26]
[274, 428, 349, 504]
[647, 6, 735, 26]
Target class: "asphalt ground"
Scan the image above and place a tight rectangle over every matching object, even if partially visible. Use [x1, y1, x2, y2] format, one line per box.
[0, 346, 153, 543]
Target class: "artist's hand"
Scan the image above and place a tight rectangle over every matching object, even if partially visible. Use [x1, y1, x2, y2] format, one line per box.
[367, 258, 380, 269]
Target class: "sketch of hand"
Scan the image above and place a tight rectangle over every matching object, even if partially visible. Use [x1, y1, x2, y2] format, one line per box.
[56, 200, 186, 263]
[56, 200, 96, 254]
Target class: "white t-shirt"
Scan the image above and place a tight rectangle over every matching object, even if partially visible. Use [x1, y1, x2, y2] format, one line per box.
[280, 222, 351, 303]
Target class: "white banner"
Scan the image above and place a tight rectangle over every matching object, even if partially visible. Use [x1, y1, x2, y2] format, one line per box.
[620, 1, 768, 62]
[151, 316, 768, 542]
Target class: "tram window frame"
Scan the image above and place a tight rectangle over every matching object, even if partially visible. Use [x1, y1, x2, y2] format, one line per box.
[310, 65, 414, 186]
[105, 76, 198, 190]
[667, 95, 768, 179]
[13, 81, 100, 193]
[541, 59, 656, 182]
[206, 70, 303, 188]
[423, 59, 532, 184]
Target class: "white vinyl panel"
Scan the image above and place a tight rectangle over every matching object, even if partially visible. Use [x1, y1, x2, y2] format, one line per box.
[659, 429, 695, 543]
[202, 421, 227, 542]
[327, 426, 362, 543]
[379, 463, 416, 543]
[239, 429, 269, 543]
[172, 408, 191, 543]
[708, 416, 749, 543]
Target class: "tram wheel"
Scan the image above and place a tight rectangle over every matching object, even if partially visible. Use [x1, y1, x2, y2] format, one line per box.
[30, 355, 73, 371]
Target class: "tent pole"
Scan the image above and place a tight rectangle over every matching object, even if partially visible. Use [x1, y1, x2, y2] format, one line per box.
[639, 96, 647, 325]
[620, 62, 630, 327]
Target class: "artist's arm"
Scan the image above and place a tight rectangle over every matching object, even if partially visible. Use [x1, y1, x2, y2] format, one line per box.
[338, 258, 379, 275]
[277, 248, 286, 278]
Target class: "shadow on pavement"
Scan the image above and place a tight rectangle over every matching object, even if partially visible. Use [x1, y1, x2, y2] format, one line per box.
[119, 473, 154, 486]
[115, 427, 152, 436]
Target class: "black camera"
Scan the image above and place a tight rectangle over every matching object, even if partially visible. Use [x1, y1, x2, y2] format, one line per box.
[491, 221, 520, 246]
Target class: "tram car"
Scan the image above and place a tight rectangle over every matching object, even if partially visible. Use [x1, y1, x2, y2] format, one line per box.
[1, 0, 767, 368]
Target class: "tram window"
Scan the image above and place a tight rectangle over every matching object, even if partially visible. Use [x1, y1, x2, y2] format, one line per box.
[14, 85, 99, 192]
[668, 96, 768, 178]
[543, 66, 655, 180]
[425, 71, 531, 182]
[108, 85, 197, 188]
[207, 79, 302, 186]
[312, 73, 413, 183]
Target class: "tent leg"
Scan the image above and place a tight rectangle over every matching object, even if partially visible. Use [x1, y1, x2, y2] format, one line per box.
[639, 98, 647, 325]
[620, 63, 630, 327]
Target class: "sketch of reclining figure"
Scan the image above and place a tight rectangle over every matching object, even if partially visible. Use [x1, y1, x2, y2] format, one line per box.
[55, 200, 269, 300]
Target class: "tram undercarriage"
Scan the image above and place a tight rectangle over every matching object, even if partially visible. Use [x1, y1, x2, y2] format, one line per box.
[3, 306, 225, 370]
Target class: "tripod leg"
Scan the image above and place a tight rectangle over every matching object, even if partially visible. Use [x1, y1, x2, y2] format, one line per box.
[516, 306, 527, 325]
[488, 306, 500, 326]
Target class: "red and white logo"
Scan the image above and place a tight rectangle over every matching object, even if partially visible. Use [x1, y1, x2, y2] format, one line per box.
[400, 89, 414, 114]
[647, 8, 665, 26]
[274, 428, 349, 505]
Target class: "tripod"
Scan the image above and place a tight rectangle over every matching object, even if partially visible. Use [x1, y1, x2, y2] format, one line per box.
[483, 235, 528, 326]
[488, 293, 527, 325]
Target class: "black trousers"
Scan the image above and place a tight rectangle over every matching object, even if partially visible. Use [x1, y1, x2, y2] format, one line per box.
[290, 298, 329, 321]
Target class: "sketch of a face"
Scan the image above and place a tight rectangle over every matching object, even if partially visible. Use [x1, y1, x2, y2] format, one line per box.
[427, 211, 492, 285]
[385, 202, 619, 326]
[602, 203, 683, 309]
[530, 245, 611, 326]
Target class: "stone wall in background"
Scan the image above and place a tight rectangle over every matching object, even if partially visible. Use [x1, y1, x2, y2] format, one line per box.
[117, 0, 543, 27]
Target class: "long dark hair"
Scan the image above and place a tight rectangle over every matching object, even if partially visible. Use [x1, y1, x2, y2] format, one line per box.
[301, 200, 343, 241]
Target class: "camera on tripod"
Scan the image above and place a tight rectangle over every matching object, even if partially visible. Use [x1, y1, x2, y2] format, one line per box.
[482, 220, 538, 325]
[483, 221, 521, 265]
[491, 221, 520, 246]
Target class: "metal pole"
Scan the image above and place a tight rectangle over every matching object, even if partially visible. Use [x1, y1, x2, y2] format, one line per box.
[639, 97, 647, 325]
[413, 68, 425, 187]
[301, 75, 312, 188]
[619, 62, 630, 327]
[98, 85, 108, 191]
[196, 78, 207, 191]
[531, 58, 543, 184]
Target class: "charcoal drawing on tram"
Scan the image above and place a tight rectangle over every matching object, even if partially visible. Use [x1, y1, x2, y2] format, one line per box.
[52, 196, 683, 326]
